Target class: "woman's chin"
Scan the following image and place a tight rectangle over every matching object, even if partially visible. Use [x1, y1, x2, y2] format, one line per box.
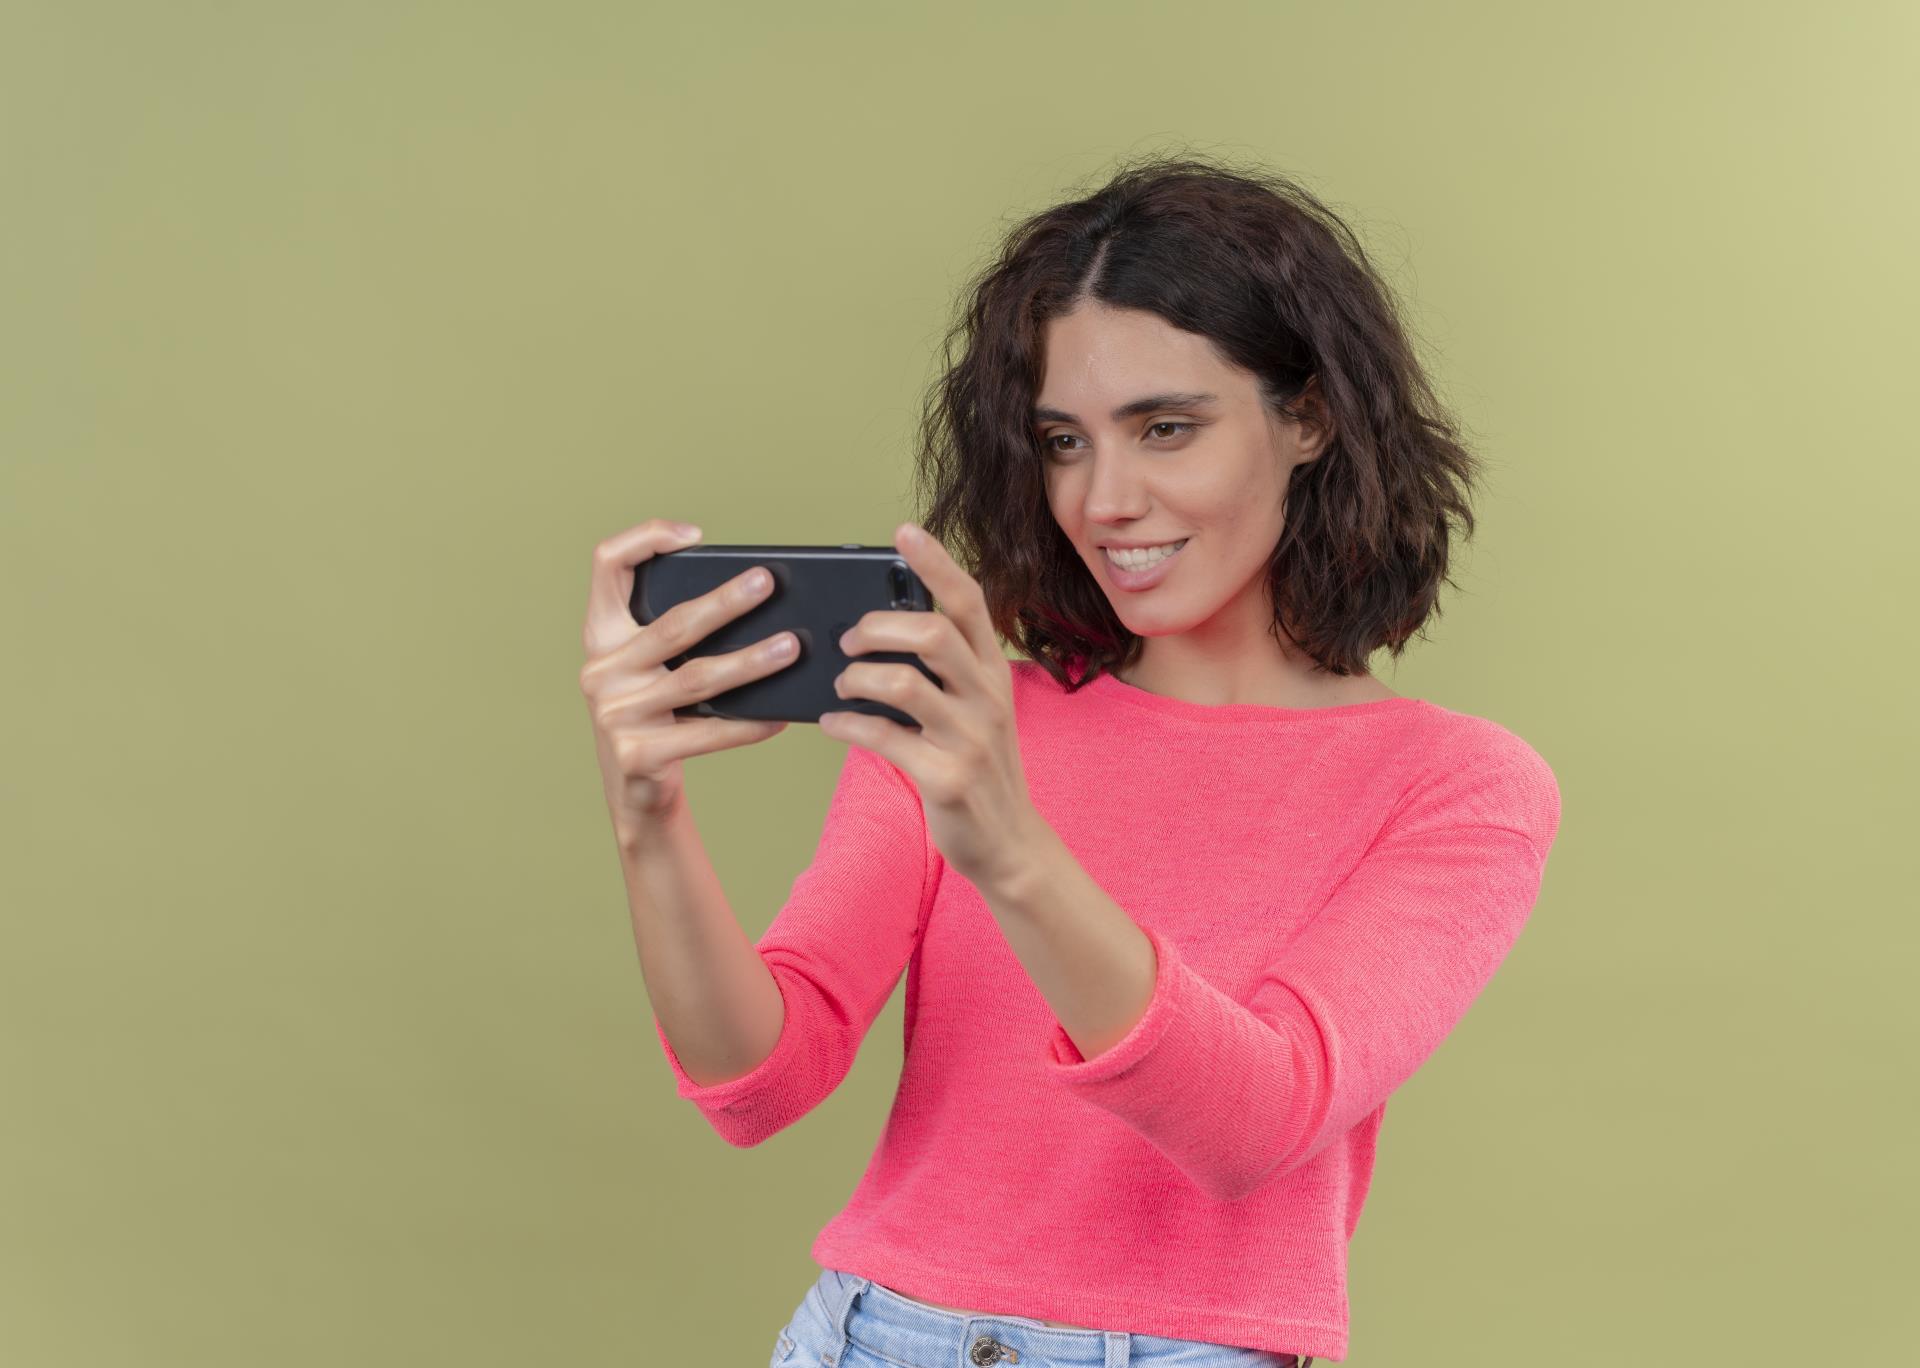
[1112, 608, 1192, 638]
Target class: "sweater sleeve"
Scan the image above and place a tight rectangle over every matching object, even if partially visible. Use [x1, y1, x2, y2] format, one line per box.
[652, 741, 933, 1147]
[1040, 731, 1562, 1202]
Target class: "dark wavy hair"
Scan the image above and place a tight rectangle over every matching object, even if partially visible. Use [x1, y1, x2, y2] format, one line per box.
[910, 151, 1483, 691]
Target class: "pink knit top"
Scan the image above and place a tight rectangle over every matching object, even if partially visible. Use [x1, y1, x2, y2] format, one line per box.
[653, 659, 1562, 1361]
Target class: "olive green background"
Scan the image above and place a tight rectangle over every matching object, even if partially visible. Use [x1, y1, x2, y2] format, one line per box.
[3, 2, 1912, 1364]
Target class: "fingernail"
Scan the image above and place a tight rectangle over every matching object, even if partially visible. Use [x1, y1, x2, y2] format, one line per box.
[674, 522, 701, 539]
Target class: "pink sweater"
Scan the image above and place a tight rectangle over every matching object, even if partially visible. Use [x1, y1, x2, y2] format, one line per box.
[653, 660, 1562, 1361]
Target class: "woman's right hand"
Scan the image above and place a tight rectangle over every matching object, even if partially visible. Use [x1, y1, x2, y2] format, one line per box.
[579, 518, 800, 848]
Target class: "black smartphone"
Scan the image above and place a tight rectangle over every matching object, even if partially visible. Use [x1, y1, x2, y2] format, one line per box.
[629, 542, 943, 728]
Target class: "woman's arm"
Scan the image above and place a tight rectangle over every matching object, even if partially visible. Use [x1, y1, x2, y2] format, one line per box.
[643, 741, 934, 1147]
[624, 792, 786, 1089]
[983, 735, 1562, 1202]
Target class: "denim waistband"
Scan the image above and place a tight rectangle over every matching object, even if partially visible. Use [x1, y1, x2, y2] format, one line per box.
[808, 1267, 1306, 1368]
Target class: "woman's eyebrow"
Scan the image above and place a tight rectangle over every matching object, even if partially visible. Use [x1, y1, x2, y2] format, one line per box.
[1033, 391, 1220, 424]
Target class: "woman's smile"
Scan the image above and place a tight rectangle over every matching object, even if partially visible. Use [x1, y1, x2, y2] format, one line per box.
[1101, 536, 1190, 590]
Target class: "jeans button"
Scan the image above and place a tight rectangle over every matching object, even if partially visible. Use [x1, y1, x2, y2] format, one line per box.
[968, 1336, 1000, 1365]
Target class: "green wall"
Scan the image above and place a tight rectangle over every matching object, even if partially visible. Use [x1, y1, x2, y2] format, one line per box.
[3, 2, 1912, 1363]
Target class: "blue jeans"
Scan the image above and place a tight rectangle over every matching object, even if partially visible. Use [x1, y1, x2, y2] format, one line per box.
[770, 1267, 1313, 1368]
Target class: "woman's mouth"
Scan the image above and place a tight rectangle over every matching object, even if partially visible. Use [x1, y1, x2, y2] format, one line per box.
[1101, 538, 1189, 590]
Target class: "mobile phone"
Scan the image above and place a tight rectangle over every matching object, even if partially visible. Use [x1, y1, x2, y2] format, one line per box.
[629, 542, 943, 728]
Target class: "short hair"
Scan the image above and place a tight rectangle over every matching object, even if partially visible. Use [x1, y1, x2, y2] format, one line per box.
[909, 151, 1485, 689]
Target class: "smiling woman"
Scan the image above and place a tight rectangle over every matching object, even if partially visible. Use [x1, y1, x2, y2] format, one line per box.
[645, 150, 1558, 1367]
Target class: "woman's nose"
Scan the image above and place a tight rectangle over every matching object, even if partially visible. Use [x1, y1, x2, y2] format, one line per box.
[1081, 452, 1150, 520]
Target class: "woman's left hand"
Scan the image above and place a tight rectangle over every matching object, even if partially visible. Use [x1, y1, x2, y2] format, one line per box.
[819, 522, 1046, 893]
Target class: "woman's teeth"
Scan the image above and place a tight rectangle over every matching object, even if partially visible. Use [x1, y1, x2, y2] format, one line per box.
[1104, 539, 1189, 570]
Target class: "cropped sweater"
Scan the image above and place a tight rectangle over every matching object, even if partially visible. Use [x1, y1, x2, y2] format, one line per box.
[652, 659, 1563, 1361]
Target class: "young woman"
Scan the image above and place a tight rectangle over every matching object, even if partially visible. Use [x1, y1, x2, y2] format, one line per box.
[581, 154, 1562, 1367]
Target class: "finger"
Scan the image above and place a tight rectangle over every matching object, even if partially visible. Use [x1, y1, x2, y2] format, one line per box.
[838, 610, 978, 700]
[594, 626, 799, 721]
[610, 562, 780, 677]
[833, 661, 962, 741]
[583, 519, 703, 658]
[818, 708, 937, 782]
[624, 715, 788, 770]
[889, 523, 1001, 664]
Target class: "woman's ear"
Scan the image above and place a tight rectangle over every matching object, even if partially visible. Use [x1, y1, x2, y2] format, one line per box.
[1293, 374, 1337, 462]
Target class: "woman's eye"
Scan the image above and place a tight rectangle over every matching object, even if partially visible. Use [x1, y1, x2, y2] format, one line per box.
[1041, 423, 1194, 458]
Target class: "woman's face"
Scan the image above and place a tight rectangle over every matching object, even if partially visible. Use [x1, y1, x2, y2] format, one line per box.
[1035, 301, 1332, 653]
